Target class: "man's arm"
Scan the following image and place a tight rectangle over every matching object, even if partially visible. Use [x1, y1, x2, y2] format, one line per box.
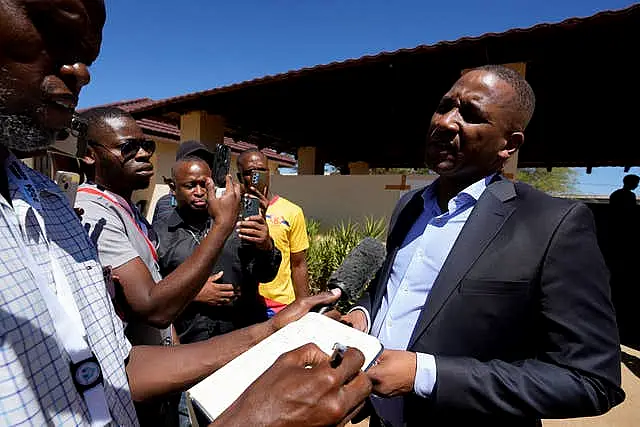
[127, 320, 274, 401]
[291, 250, 310, 298]
[126, 289, 341, 401]
[237, 213, 282, 283]
[87, 177, 242, 328]
[246, 238, 282, 283]
[369, 203, 625, 418]
[288, 207, 310, 298]
[114, 219, 234, 328]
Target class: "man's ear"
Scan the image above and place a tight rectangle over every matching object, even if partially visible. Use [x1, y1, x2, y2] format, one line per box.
[81, 146, 96, 167]
[498, 132, 524, 160]
[167, 179, 176, 192]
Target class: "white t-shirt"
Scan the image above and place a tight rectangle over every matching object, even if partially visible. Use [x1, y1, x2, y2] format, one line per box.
[76, 183, 171, 346]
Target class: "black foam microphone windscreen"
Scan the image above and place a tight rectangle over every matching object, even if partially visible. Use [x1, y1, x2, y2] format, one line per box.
[317, 237, 386, 313]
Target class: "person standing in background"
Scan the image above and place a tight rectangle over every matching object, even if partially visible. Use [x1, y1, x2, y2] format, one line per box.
[237, 149, 311, 317]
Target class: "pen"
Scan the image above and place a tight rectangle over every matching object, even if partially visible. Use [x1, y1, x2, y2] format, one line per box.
[329, 342, 347, 368]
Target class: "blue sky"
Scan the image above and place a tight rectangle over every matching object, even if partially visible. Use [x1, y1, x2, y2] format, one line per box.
[80, 0, 638, 195]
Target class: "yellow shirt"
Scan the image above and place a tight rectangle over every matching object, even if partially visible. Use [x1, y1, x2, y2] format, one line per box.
[260, 196, 309, 312]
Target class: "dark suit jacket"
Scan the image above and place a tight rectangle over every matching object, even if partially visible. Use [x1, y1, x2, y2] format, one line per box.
[359, 179, 625, 427]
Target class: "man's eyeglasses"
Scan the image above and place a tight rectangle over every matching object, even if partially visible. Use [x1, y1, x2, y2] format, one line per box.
[88, 138, 156, 160]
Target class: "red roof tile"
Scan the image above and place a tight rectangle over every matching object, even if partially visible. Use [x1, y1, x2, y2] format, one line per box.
[127, 4, 640, 116]
[81, 99, 296, 166]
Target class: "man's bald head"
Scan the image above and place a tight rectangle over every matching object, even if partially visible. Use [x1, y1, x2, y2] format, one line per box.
[237, 149, 267, 170]
[464, 65, 536, 132]
[172, 156, 210, 181]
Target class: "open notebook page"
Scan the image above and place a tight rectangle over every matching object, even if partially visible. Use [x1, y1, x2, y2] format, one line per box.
[188, 312, 383, 421]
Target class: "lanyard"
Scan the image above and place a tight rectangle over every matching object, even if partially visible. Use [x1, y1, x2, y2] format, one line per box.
[185, 219, 211, 246]
[4, 159, 112, 426]
[78, 186, 158, 262]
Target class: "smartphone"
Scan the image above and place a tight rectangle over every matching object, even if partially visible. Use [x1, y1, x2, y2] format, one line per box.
[212, 144, 231, 188]
[240, 194, 260, 219]
[54, 171, 81, 206]
[249, 170, 269, 195]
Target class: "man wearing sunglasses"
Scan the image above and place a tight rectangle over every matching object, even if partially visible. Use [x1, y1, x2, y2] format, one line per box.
[76, 106, 255, 424]
[237, 149, 311, 318]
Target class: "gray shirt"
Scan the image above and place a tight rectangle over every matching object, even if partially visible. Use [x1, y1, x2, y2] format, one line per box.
[76, 183, 171, 346]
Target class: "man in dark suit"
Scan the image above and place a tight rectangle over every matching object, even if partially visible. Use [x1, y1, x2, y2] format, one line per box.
[344, 65, 625, 426]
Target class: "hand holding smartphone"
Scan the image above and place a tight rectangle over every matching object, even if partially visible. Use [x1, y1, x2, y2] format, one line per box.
[249, 170, 269, 195]
[212, 143, 231, 197]
[240, 194, 260, 219]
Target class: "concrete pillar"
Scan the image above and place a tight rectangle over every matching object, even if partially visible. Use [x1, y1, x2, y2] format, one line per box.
[268, 161, 280, 175]
[348, 161, 370, 175]
[297, 146, 322, 175]
[180, 111, 225, 152]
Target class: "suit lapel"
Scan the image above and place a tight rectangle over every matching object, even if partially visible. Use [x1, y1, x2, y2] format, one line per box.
[408, 179, 518, 348]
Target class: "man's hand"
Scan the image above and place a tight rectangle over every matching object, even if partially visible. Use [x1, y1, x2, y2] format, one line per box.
[270, 289, 341, 331]
[195, 272, 237, 306]
[322, 309, 368, 332]
[207, 175, 241, 232]
[248, 185, 270, 216]
[236, 214, 273, 251]
[212, 343, 373, 427]
[340, 309, 368, 332]
[367, 349, 416, 397]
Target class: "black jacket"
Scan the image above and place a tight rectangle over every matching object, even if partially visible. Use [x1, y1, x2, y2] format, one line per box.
[155, 209, 281, 343]
[361, 179, 625, 426]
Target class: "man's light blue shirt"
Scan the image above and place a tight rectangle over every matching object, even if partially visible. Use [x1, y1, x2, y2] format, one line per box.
[367, 175, 493, 426]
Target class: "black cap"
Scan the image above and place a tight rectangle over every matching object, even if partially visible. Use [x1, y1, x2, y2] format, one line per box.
[175, 140, 214, 167]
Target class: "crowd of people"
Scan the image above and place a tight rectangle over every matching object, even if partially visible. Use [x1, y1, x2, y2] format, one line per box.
[0, 1, 627, 426]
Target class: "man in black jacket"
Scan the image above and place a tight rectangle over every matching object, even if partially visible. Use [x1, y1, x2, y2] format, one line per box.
[155, 154, 280, 342]
[344, 65, 625, 426]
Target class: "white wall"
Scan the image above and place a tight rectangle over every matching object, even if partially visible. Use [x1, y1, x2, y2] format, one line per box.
[270, 174, 435, 230]
[141, 173, 436, 227]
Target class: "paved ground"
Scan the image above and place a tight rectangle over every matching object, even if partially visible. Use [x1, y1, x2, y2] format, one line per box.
[353, 345, 640, 427]
[543, 345, 639, 427]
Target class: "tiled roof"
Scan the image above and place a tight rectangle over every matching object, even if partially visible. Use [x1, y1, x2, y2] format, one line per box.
[80, 99, 296, 166]
[127, 4, 640, 116]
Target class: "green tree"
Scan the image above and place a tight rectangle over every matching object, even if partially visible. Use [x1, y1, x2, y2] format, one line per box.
[516, 168, 577, 195]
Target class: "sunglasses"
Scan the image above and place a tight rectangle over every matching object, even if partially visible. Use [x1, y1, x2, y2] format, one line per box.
[89, 138, 156, 160]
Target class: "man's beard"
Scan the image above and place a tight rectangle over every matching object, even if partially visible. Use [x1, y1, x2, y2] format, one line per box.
[0, 113, 55, 153]
[0, 76, 56, 153]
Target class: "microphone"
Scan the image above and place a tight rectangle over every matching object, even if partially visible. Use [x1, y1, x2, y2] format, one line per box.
[316, 237, 387, 314]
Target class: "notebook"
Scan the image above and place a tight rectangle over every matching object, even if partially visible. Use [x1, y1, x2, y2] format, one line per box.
[188, 312, 383, 422]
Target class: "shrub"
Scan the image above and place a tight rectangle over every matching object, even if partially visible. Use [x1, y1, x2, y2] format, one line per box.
[306, 217, 387, 312]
